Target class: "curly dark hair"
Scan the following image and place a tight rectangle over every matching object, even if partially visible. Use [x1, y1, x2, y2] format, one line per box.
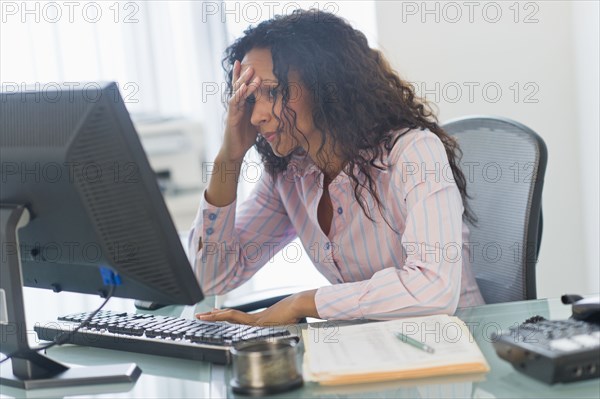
[222, 9, 476, 227]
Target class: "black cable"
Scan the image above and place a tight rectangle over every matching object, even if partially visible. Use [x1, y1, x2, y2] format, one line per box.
[0, 284, 116, 365]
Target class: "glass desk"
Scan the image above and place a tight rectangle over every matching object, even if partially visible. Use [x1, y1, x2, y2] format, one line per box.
[1, 296, 599, 398]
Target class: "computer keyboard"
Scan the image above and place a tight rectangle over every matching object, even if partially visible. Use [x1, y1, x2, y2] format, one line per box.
[34, 310, 295, 365]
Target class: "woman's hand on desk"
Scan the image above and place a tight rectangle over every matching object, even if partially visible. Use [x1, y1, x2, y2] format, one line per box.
[195, 289, 319, 325]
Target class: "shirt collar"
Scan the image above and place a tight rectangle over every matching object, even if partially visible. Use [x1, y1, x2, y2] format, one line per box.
[284, 152, 319, 178]
[283, 148, 390, 181]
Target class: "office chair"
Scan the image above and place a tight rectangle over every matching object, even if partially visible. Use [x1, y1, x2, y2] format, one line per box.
[224, 116, 548, 312]
[443, 116, 547, 304]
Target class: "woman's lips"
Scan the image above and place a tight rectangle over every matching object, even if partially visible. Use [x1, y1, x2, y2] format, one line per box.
[262, 131, 278, 142]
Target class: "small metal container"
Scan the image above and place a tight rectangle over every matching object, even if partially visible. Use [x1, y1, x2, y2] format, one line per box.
[230, 337, 303, 396]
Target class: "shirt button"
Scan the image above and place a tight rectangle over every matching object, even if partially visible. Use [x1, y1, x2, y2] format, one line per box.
[206, 227, 214, 236]
[324, 242, 330, 250]
[208, 213, 217, 221]
[337, 207, 343, 215]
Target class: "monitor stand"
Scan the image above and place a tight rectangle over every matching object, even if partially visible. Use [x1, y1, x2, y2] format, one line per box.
[0, 205, 142, 389]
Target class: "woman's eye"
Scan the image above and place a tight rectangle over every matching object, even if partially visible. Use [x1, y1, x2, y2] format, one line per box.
[246, 94, 256, 104]
[268, 88, 278, 100]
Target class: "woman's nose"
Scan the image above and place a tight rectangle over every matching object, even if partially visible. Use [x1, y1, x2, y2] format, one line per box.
[250, 97, 271, 127]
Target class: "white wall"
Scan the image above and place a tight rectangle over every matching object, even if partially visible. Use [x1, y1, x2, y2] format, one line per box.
[572, 1, 600, 295]
[374, 0, 599, 297]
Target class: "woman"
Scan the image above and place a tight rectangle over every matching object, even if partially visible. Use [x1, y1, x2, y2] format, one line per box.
[190, 9, 484, 325]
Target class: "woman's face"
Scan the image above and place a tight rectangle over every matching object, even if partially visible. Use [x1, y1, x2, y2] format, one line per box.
[241, 48, 318, 157]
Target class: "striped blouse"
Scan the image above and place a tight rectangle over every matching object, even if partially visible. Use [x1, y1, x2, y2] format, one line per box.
[189, 129, 485, 320]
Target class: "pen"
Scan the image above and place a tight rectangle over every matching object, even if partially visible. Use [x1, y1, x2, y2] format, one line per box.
[394, 332, 435, 354]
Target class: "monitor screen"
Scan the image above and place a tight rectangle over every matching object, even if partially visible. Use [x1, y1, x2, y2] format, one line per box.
[0, 82, 203, 305]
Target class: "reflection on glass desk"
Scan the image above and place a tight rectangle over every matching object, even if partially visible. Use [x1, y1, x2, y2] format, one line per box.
[1, 296, 599, 398]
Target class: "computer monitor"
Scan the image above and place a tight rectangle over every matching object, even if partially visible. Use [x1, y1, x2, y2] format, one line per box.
[0, 82, 204, 389]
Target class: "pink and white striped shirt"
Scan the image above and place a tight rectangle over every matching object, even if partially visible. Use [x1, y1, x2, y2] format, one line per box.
[189, 129, 485, 320]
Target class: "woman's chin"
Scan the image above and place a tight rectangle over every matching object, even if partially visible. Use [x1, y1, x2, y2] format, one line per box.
[270, 143, 294, 158]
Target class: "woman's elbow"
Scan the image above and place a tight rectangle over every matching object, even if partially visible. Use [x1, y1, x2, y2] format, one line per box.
[441, 293, 460, 315]
[436, 272, 461, 315]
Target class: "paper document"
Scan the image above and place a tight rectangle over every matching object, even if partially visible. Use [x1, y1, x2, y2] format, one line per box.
[303, 314, 489, 385]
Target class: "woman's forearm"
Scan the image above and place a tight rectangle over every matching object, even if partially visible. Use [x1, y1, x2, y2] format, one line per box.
[205, 152, 243, 207]
[293, 289, 320, 319]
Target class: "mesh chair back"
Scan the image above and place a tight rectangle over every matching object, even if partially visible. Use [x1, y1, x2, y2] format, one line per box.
[443, 116, 547, 304]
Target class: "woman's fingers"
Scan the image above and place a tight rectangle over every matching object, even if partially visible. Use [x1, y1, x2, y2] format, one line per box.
[233, 64, 254, 92]
[232, 59, 240, 83]
[230, 60, 262, 112]
[245, 76, 261, 99]
[195, 308, 255, 325]
[231, 82, 247, 108]
[232, 76, 261, 110]
[232, 60, 246, 90]
[195, 308, 221, 316]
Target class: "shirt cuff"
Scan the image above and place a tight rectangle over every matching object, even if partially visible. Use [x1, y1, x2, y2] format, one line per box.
[190, 191, 237, 255]
[314, 281, 368, 320]
[199, 190, 237, 242]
